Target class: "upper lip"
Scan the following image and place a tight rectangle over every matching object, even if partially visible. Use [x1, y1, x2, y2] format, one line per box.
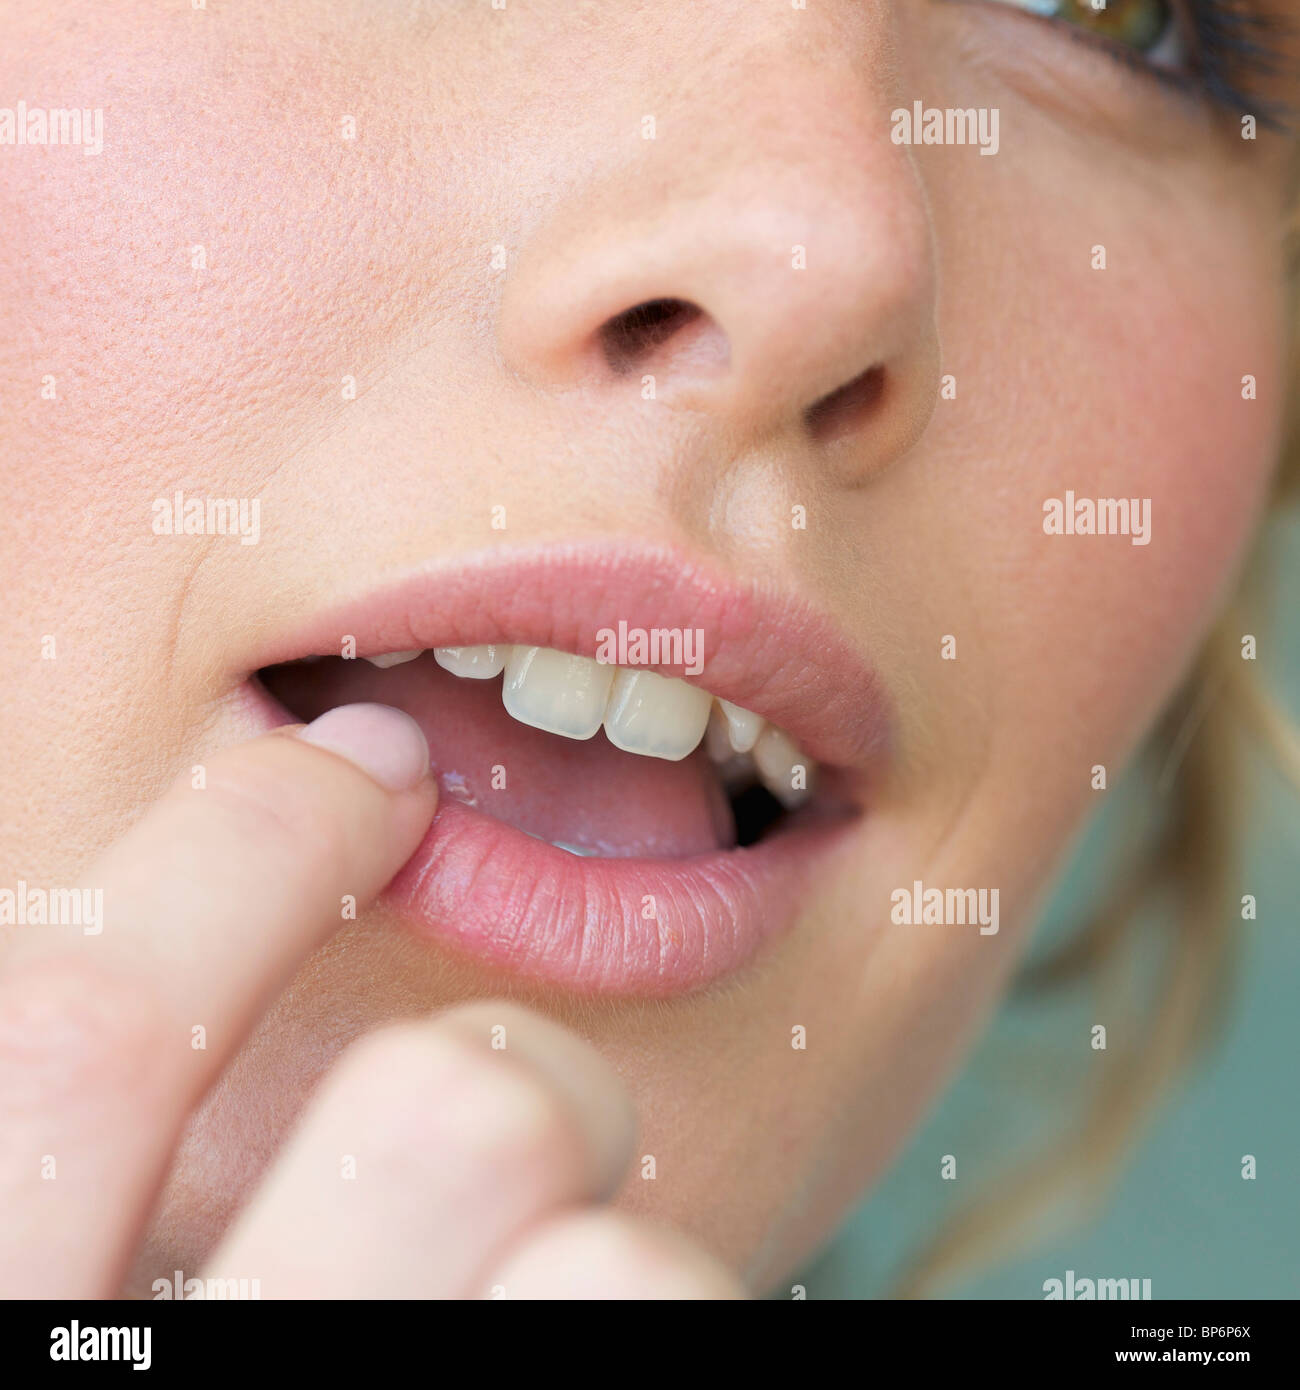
[249, 541, 891, 772]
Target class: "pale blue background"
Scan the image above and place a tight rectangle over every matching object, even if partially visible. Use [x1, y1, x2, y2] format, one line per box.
[799, 520, 1300, 1299]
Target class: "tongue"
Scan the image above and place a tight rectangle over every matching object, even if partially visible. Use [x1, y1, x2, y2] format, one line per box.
[264, 655, 733, 858]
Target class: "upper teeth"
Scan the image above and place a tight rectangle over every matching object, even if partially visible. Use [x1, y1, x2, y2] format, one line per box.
[503, 645, 616, 741]
[362, 643, 816, 805]
[365, 649, 422, 669]
[603, 667, 712, 760]
[433, 644, 510, 679]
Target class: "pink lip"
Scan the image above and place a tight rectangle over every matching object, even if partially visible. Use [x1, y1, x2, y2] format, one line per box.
[391, 802, 857, 996]
[246, 541, 891, 994]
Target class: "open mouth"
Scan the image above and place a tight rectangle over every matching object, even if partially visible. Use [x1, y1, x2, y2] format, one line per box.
[261, 645, 829, 860]
[240, 544, 890, 995]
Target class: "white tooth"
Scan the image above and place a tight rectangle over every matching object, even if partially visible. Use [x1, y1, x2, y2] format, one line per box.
[502, 646, 614, 740]
[434, 644, 511, 679]
[705, 704, 734, 763]
[364, 650, 423, 669]
[753, 726, 816, 809]
[718, 698, 763, 754]
[705, 717, 759, 791]
[603, 668, 712, 761]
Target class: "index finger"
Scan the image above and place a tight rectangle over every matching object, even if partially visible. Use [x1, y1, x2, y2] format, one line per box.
[0, 702, 436, 1297]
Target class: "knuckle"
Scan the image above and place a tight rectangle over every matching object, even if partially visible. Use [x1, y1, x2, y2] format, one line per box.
[337, 1022, 583, 1190]
[0, 955, 173, 1121]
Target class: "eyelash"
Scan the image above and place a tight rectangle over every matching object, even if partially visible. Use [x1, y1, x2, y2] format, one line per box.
[1011, 0, 1296, 128]
[1179, 0, 1293, 124]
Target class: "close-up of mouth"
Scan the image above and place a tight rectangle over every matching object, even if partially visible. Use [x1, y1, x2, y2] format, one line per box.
[8, 0, 1300, 1321]
[244, 545, 890, 995]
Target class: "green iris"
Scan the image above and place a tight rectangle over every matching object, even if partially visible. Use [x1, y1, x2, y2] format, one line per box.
[1015, 0, 1174, 53]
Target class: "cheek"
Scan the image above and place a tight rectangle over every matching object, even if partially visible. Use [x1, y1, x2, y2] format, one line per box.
[0, 15, 440, 873]
[0, 10, 462, 508]
[921, 152, 1286, 787]
[0, 11, 475, 801]
[1030, 250, 1280, 746]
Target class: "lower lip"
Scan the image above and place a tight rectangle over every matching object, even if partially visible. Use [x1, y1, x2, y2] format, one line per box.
[238, 676, 858, 997]
[388, 799, 855, 997]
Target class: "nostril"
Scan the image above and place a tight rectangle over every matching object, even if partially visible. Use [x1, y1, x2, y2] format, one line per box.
[804, 365, 887, 444]
[598, 297, 705, 373]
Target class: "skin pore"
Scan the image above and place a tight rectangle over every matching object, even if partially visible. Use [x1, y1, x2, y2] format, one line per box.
[1, 0, 1293, 1293]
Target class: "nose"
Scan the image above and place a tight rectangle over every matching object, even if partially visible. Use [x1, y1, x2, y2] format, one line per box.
[498, 32, 941, 476]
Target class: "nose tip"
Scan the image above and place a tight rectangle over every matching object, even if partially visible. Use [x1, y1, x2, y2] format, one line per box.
[498, 153, 940, 476]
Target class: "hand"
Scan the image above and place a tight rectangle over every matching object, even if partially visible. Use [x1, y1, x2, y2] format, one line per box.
[0, 704, 742, 1299]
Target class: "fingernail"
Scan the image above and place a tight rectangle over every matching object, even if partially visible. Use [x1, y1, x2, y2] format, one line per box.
[296, 703, 430, 792]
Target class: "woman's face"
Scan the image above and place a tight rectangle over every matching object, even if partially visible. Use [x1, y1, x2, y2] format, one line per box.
[2, 0, 1292, 1289]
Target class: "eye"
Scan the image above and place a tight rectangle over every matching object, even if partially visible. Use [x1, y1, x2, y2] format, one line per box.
[988, 0, 1188, 69]
[978, 0, 1296, 126]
